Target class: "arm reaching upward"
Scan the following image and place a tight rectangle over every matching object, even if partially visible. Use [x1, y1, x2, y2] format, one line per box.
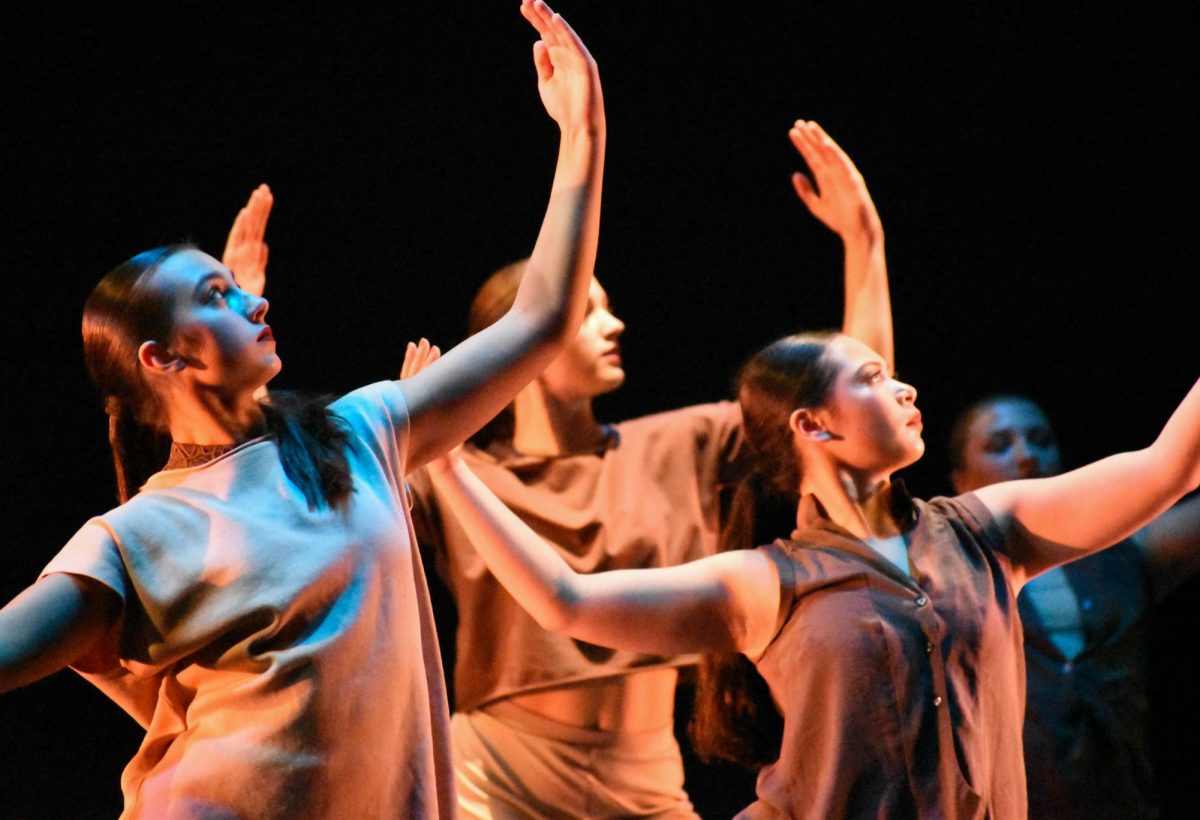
[975, 375, 1200, 585]
[400, 0, 605, 470]
[790, 121, 892, 371]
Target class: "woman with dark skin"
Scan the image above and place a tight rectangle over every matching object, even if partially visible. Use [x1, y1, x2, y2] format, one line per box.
[413, 330, 1200, 817]
[0, 3, 604, 815]
[405, 121, 892, 817]
[950, 394, 1200, 819]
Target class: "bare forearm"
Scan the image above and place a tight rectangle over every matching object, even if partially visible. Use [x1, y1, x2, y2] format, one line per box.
[512, 128, 605, 342]
[429, 460, 580, 631]
[840, 225, 893, 372]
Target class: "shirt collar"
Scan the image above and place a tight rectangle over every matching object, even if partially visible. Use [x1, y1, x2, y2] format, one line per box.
[794, 477, 917, 539]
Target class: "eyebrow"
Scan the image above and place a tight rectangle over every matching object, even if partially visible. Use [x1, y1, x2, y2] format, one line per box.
[192, 272, 230, 298]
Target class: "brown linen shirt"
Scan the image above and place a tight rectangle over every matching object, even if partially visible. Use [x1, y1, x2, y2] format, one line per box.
[741, 488, 1027, 820]
[408, 401, 748, 712]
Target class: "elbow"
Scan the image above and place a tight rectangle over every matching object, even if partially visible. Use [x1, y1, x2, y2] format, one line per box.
[531, 577, 584, 636]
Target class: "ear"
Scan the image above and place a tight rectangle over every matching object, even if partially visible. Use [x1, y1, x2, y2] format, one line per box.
[137, 340, 184, 374]
[789, 407, 831, 443]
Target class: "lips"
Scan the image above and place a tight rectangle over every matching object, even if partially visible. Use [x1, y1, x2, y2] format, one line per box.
[257, 326, 275, 343]
[906, 410, 923, 429]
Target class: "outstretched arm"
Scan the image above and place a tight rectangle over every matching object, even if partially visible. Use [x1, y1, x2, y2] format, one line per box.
[427, 453, 781, 657]
[404, 344, 783, 657]
[790, 121, 892, 372]
[222, 184, 273, 298]
[0, 573, 119, 694]
[400, 0, 605, 470]
[975, 376, 1200, 586]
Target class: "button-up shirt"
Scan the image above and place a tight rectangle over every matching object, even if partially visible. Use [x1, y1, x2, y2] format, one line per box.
[740, 487, 1027, 819]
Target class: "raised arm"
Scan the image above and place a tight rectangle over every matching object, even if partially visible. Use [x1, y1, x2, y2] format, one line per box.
[426, 453, 782, 657]
[790, 121, 892, 371]
[399, 1, 605, 470]
[221, 183, 273, 298]
[0, 573, 118, 694]
[975, 376, 1200, 585]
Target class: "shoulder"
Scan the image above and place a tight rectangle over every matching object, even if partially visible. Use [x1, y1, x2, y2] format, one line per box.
[613, 401, 742, 453]
[332, 381, 411, 431]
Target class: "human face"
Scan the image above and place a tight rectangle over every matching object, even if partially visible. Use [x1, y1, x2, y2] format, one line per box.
[151, 250, 280, 395]
[539, 278, 625, 401]
[808, 335, 924, 477]
[952, 398, 1061, 492]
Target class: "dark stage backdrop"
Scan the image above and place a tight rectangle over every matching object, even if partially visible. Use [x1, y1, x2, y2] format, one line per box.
[2, 2, 1197, 817]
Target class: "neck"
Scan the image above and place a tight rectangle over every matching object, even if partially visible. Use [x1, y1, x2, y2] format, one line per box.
[164, 387, 265, 446]
[511, 381, 605, 456]
[798, 459, 903, 540]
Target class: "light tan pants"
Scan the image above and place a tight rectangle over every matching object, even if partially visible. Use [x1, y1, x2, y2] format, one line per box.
[451, 701, 699, 819]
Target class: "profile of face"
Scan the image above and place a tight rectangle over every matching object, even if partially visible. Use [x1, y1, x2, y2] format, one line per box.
[143, 249, 280, 395]
[795, 335, 924, 477]
[538, 278, 625, 401]
[951, 397, 1061, 493]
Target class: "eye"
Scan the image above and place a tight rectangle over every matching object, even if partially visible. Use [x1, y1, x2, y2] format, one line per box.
[984, 434, 1011, 454]
[205, 284, 228, 304]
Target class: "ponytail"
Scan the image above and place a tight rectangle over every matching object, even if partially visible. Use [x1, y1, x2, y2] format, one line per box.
[105, 396, 172, 504]
[260, 391, 352, 510]
[689, 330, 841, 769]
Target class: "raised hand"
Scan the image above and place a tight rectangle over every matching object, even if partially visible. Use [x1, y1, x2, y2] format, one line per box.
[789, 121, 881, 241]
[520, 0, 604, 134]
[399, 338, 441, 380]
[222, 184, 273, 298]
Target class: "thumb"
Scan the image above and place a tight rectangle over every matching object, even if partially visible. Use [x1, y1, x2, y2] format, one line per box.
[532, 40, 553, 84]
[791, 172, 819, 210]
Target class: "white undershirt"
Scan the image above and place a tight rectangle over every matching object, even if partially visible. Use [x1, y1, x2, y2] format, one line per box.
[867, 534, 911, 577]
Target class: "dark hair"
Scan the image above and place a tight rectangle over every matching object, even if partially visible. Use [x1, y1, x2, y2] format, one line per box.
[465, 258, 527, 446]
[946, 393, 1043, 472]
[689, 331, 841, 769]
[83, 245, 352, 508]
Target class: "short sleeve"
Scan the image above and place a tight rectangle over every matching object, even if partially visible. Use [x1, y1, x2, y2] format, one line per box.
[754, 541, 798, 655]
[330, 381, 413, 480]
[40, 519, 128, 604]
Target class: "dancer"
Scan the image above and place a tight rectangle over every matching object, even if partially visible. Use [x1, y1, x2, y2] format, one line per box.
[950, 394, 1200, 819]
[416, 331, 1200, 817]
[0, 2, 603, 817]
[405, 120, 891, 817]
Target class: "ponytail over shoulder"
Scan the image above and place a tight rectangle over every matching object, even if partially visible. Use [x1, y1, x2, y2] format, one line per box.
[260, 391, 353, 511]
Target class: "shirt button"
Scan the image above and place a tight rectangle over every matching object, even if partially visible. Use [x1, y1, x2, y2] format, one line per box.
[934, 696, 943, 706]
[925, 642, 934, 654]
[915, 596, 928, 607]
[1081, 599, 1093, 611]
[1060, 661, 1073, 674]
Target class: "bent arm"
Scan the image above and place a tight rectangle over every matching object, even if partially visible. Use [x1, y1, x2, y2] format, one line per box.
[790, 121, 892, 371]
[975, 376, 1200, 586]
[401, 2, 605, 470]
[427, 456, 782, 657]
[0, 573, 119, 694]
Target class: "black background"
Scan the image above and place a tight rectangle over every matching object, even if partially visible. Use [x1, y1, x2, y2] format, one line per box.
[1, 2, 1197, 816]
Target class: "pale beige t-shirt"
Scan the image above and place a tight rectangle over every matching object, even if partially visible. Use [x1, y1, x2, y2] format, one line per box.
[42, 381, 454, 819]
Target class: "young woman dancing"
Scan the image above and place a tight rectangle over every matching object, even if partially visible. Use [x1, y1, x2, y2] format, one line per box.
[416, 329, 1200, 816]
[405, 120, 892, 817]
[949, 394, 1200, 819]
[0, 2, 603, 816]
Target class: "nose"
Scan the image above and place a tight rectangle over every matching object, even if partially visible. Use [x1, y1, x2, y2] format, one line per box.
[895, 379, 917, 404]
[603, 309, 624, 339]
[248, 293, 269, 323]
